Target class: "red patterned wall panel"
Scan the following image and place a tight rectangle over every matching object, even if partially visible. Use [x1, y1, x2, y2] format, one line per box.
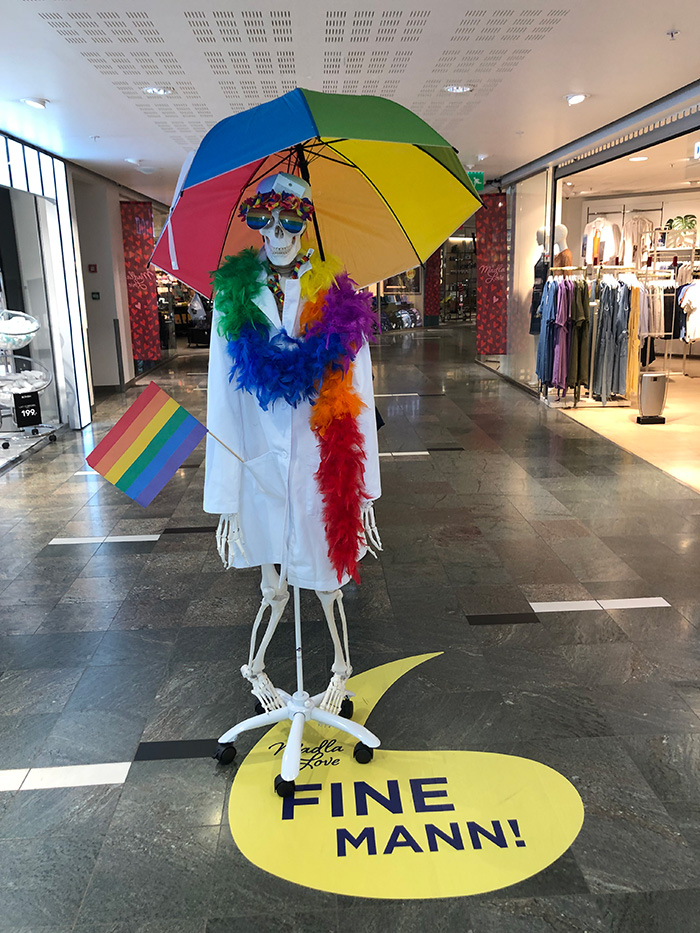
[120, 201, 160, 362]
[476, 193, 508, 355]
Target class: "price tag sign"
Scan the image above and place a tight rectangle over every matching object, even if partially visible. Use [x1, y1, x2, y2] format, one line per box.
[13, 391, 42, 428]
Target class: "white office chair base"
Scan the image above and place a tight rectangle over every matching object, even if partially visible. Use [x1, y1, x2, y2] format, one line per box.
[214, 587, 380, 795]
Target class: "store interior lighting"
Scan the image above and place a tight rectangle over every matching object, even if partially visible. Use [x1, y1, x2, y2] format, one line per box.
[566, 93, 588, 106]
[20, 98, 48, 109]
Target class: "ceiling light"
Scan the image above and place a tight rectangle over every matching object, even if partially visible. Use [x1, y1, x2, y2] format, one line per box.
[444, 85, 472, 94]
[20, 97, 49, 109]
[565, 93, 588, 106]
[565, 182, 574, 186]
[142, 86, 173, 96]
[629, 156, 648, 162]
[477, 153, 488, 161]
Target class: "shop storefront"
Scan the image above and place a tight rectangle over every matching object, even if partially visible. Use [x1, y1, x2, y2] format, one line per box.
[0, 133, 92, 440]
[375, 265, 424, 331]
[477, 83, 700, 490]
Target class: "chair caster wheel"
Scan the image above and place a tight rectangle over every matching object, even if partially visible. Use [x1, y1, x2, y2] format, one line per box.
[1, 442, 9, 450]
[353, 741, 374, 764]
[274, 775, 295, 798]
[31, 428, 39, 436]
[49, 434, 57, 443]
[339, 697, 354, 719]
[213, 743, 237, 765]
[254, 701, 264, 715]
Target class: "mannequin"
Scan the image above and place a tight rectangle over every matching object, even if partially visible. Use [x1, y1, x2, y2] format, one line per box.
[552, 223, 573, 268]
[529, 227, 549, 335]
[204, 172, 382, 719]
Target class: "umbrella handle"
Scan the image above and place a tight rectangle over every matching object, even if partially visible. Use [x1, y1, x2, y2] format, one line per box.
[295, 145, 325, 262]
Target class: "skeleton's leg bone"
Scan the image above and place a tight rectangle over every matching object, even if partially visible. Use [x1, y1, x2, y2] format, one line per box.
[240, 564, 289, 712]
[317, 588, 352, 715]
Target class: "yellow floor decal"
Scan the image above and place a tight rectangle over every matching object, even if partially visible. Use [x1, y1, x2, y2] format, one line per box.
[228, 653, 585, 898]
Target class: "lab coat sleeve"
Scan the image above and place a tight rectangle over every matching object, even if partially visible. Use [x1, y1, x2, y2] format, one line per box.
[203, 308, 244, 515]
[353, 339, 381, 502]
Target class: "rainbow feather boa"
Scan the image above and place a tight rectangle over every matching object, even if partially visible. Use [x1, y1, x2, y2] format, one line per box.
[212, 248, 377, 583]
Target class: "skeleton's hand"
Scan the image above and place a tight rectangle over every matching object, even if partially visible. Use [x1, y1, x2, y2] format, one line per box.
[216, 513, 248, 567]
[360, 501, 383, 557]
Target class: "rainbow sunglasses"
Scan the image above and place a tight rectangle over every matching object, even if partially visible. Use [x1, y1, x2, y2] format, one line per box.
[245, 207, 306, 235]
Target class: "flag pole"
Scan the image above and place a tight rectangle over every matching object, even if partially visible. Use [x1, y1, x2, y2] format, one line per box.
[208, 430, 245, 464]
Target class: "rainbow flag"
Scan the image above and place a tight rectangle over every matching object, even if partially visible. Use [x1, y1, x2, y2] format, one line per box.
[86, 382, 207, 506]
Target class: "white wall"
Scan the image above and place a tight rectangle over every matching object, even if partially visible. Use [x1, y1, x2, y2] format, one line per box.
[72, 176, 134, 388]
[563, 190, 700, 264]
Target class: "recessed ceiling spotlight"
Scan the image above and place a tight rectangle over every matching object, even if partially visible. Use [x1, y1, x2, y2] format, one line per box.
[565, 93, 588, 106]
[142, 86, 173, 96]
[20, 97, 49, 109]
[477, 153, 488, 161]
[444, 85, 472, 94]
[629, 156, 648, 162]
[565, 181, 574, 186]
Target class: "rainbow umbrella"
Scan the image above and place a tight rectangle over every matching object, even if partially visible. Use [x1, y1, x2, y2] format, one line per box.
[151, 88, 481, 296]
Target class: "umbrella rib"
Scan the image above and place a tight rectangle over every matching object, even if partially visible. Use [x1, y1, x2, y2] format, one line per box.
[213, 154, 290, 279]
[323, 142, 422, 267]
[417, 146, 484, 205]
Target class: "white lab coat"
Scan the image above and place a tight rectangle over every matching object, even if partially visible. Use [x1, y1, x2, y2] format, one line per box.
[203, 254, 381, 590]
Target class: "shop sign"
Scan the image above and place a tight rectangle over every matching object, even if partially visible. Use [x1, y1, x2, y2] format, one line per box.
[13, 391, 41, 428]
[228, 654, 584, 899]
[693, 141, 700, 160]
[467, 170, 484, 191]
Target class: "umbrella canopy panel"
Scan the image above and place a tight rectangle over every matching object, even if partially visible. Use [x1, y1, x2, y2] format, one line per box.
[151, 88, 481, 297]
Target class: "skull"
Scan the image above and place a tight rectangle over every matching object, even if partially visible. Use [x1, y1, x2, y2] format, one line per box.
[262, 208, 306, 268]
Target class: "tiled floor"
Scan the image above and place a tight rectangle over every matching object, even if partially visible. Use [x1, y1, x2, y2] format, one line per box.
[1, 326, 700, 931]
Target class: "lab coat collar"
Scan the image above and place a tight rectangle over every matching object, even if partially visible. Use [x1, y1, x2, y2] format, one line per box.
[254, 249, 314, 336]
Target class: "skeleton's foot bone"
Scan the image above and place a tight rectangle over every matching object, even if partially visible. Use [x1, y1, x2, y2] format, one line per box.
[319, 671, 352, 715]
[240, 664, 285, 712]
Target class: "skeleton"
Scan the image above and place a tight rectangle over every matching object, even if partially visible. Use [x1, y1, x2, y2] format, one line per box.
[216, 173, 382, 716]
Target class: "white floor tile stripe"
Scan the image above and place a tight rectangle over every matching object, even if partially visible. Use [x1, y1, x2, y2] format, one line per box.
[375, 393, 420, 397]
[0, 769, 28, 792]
[49, 536, 105, 545]
[531, 596, 671, 613]
[105, 534, 161, 543]
[379, 451, 431, 458]
[598, 597, 671, 610]
[49, 534, 162, 546]
[530, 600, 600, 613]
[74, 470, 99, 476]
[20, 762, 132, 790]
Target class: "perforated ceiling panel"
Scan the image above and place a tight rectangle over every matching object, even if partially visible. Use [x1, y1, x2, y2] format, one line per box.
[21, 1, 582, 191]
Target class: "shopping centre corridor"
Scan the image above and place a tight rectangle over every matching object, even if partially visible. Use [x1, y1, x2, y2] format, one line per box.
[1, 326, 700, 930]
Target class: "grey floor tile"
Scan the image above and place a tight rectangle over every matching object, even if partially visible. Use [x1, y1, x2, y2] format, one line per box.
[209, 828, 337, 916]
[206, 913, 337, 933]
[0, 835, 104, 928]
[64, 662, 166, 714]
[90, 629, 177, 666]
[109, 759, 228, 832]
[33, 708, 147, 766]
[0, 668, 82, 716]
[0, 632, 104, 670]
[78, 825, 219, 922]
[0, 785, 121, 840]
[621, 734, 700, 804]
